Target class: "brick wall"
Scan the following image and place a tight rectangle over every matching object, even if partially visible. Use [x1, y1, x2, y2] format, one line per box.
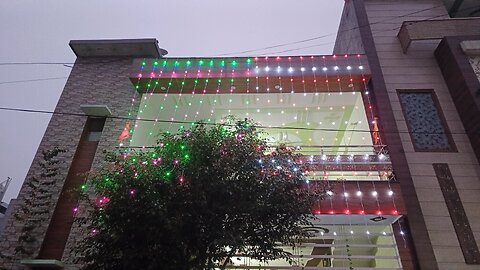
[0, 57, 140, 269]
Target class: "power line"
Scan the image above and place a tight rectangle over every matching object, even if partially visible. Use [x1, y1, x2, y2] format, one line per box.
[217, 4, 479, 56]
[0, 106, 476, 136]
[216, 4, 448, 56]
[0, 4, 476, 67]
[0, 77, 68, 85]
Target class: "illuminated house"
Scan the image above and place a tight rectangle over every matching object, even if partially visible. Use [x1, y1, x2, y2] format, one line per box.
[1, 0, 480, 269]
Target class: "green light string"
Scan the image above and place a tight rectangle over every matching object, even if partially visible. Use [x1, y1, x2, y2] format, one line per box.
[138, 60, 169, 147]
[166, 57, 193, 134]
[119, 58, 147, 147]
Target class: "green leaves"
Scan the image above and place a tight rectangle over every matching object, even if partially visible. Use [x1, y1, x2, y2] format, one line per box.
[77, 118, 315, 270]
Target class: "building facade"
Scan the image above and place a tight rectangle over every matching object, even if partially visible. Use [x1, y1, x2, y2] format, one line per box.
[1, 0, 480, 269]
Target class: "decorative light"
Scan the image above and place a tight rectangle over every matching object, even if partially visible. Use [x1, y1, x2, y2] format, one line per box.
[372, 191, 378, 197]
[359, 65, 364, 70]
[300, 67, 305, 72]
[334, 66, 339, 71]
[388, 190, 394, 196]
[265, 66, 270, 72]
[326, 190, 333, 196]
[356, 191, 362, 197]
[343, 192, 349, 197]
[312, 67, 317, 71]
[288, 67, 294, 73]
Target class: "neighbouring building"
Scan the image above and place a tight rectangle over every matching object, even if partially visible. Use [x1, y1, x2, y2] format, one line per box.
[1, 0, 480, 269]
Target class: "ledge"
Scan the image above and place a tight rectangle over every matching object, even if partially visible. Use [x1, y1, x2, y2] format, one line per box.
[80, 104, 112, 117]
[397, 17, 480, 53]
[20, 259, 64, 269]
[69, 38, 168, 58]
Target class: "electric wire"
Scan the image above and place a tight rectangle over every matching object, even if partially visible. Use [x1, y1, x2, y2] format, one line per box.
[0, 106, 476, 136]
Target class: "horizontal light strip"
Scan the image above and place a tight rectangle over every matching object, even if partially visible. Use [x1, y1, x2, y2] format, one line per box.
[223, 267, 402, 270]
[233, 254, 399, 259]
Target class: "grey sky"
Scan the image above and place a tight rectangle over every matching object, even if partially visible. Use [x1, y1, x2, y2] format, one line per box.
[0, 0, 344, 203]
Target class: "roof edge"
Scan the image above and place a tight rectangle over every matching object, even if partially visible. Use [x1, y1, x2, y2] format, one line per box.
[69, 38, 168, 58]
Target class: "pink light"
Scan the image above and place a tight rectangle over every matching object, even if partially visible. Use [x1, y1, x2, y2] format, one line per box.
[138, 73, 143, 78]
[345, 210, 350, 214]
[130, 189, 136, 195]
[73, 207, 79, 213]
[377, 211, 382, 215]
[174, 160, 179, 165]
[333, 55, 337, 58]
[322, 56, 326, 59]
[276, 56, 280, 60]
[329, 210, 334, 214]
[288, 57, 292, 60]
[344, 54, 348, 58]
[300, 56, 303, 59]
[311, 56, 314, 59]
[393, 210, 398, 214]
[265, 56, 268, 60]
[254, 57, 258, 61]
[360, 210, 365, 214]
[357, 54, 361, 57]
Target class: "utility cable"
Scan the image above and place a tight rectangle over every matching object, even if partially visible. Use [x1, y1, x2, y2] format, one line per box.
[0, 106, 476, 136]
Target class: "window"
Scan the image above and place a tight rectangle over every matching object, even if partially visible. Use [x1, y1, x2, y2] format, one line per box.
[85, 117, 106, 142]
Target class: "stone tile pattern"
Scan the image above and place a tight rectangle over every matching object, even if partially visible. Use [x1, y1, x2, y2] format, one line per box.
[0, 57, 141, 269]
[433, 163, 480, 264]
[469, 56, 480, 84]
[398, 92, 452, 151]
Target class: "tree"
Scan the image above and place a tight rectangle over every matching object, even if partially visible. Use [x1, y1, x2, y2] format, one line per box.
[76, 119, 326, 270]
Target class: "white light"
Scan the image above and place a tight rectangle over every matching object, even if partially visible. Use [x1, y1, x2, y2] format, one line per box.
[359, 65, 364, 70]
[334, 66, 339, 70]
[258, 159, 262, 163]
[333, 232, 337, 236]
[288, 67, 294, 73]
[344, 192, 349, 197]
[372, 191, 378, 197]
[356, 191, 362, 197]
[346, 66, 352, 70]
[271, 159, 275, 163]
[322, 67, 327, 71]
[300, 67, 305, 72]
[321, 154, 327, 161]
[312, 67, 317, 71]
[326, 190, 333, 196]
[306, 180, 309, 184]
[265, 66, 270, 72]
[320, 231, 324, 236]
[365, 91, 369, 95]
[382, 231, 387, 235]
[400, 231, 405, 235]
[366, 231, 370, 235]
[388, 190, 394, 196]
[277, 66, 281, 73]
[378, 153, 385, 160]
[350, 230, 354, 234]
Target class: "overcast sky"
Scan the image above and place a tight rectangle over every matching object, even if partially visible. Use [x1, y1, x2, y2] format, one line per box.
[0, 0, 344, 203]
